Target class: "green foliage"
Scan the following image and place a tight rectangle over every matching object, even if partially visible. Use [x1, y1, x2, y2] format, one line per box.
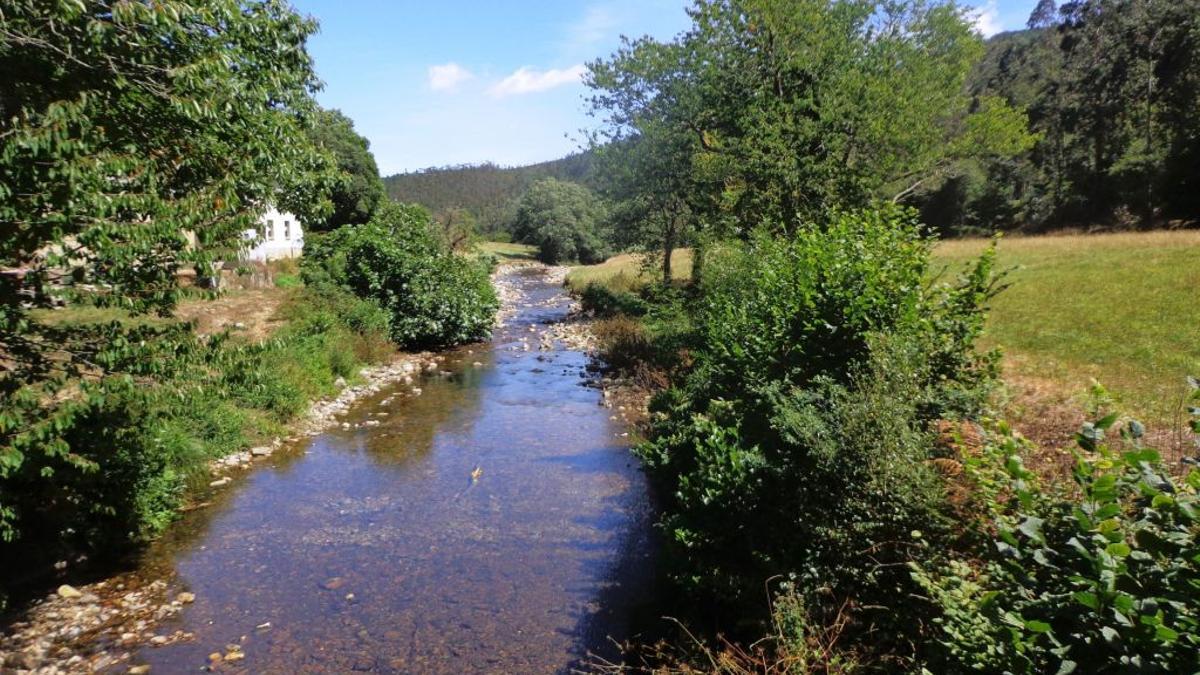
[274, 273, 302, 288]
[512, 178, 611, 264]
[306, 108, 386, 230]
[579, 283, 649, 318]
[635, 207, 1000, 638]
[915, 401, 1200, 673]
[302, 202, 498, 348]
[382, 153, 596, 236]
[0, 0, 337, 582]
[0, 284, 391, 602]
[586, 0, 1032, 250]
[929, 0, 1200, 231]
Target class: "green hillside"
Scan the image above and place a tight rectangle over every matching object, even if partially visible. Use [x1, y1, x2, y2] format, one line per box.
[382, 151, 594, 232]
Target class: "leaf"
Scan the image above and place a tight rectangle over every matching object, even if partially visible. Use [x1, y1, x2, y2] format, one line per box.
[1155, 625, 1179, 642]
[1105, 542, 1132, 557]
[1018, 516, 1045, 542]
[1025, 619, 1052, 633]
[1073, 591, 1100, 610]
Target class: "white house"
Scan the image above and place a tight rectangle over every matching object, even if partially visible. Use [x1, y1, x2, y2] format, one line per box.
[242, 206, 303, 261]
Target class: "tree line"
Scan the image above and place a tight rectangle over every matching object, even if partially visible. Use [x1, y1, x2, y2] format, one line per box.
[924, 0, 1200, 233]
[409, 0, 1199, 263]
[382, 153, 595, 235]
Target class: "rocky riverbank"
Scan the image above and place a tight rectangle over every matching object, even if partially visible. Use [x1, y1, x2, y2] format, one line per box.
[0, 263, 656, 674]
[0, 266, 536, 675]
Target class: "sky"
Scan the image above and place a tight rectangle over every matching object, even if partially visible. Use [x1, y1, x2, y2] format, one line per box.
[290, 0, 1040, 176]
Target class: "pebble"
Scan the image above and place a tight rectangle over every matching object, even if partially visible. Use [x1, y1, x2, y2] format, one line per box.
[57, 584, 82, 599]
[176, 592, 195, 604]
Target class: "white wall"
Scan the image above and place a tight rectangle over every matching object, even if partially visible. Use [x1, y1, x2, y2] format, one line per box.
[243, 207, 304, 262]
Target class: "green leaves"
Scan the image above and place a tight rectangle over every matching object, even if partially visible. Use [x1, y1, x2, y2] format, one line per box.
[302, 203, 498, 349]
[920, 404, 1200, 672]
[511, 179, 610, 265]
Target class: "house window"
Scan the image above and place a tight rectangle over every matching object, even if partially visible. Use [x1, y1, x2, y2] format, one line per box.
[265, 219, 274, 240]
[284, 220, 291, 240]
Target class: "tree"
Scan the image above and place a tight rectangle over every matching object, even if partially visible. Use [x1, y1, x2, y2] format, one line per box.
[587, 36, 708, 283]
[954, 0, 1200, 230]
[433, 207, 479, 252]
[587, 0, 1034, 240]
[307, 108, 385, 230]
[0, 0, 331, 540]
[511, 179, 610, 265]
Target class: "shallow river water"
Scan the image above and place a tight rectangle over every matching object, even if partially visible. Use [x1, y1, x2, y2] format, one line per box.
[126, 266, 655, 673]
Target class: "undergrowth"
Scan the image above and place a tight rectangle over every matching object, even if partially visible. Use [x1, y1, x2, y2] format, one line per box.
[0, 284, 393, 606]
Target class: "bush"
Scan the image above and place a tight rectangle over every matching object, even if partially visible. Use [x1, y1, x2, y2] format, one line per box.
[303, 202, 498, 348]
[914, 400, 1200, 673]
[579, 282, 648, 318]
[274, 273, 301, 288]
[634, 206, 1000, 641]
[0, 284, 395, 605]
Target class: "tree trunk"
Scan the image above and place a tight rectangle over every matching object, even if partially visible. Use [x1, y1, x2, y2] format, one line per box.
[662, 218, 676, 285]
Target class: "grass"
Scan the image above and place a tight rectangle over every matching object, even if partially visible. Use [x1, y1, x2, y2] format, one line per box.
[476, 241, 538, 263]
[936, 230, 1200, 426]
[569, 231, 1199, 427]
[565, 249, 694, 290]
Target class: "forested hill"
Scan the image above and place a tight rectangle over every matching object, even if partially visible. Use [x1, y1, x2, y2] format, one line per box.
[383, 152, 594, 230]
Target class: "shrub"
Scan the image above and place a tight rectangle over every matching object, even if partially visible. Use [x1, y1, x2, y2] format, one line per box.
[303, 202, 498, 348]
[274, 273, 301, 288]
[593, 316, 654, 371]
[0, 283, 395, 605]
[914, 402, 1200, 673]
[580, 282, 648, 318]
[634, 206, 1000, 641]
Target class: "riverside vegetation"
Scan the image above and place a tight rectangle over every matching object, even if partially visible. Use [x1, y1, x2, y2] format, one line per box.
[0, 0, 494, 610]
[2, 0, 1198, 672]
[559, 0, 1200, 671]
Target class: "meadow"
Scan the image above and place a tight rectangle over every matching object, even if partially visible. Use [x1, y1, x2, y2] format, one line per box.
[565, 230, 1200, 432]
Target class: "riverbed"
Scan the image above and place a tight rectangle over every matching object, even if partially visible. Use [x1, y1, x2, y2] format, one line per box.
[89, 266, 654, 673]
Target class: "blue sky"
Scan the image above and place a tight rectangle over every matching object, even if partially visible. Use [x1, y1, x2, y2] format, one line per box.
[291, 0, 1039, 176]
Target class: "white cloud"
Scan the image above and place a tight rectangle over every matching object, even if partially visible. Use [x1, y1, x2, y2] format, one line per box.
[565, 5, 621, 49]
[427, 62, 473, 92]
[971, 1, 1003, 37]
[488, 65, 587, 97]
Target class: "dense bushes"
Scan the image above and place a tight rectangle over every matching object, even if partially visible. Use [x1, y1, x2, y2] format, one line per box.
[588, 205, 1200, 668]
[632, 207, 1001, 644]
[914, 404, 1200, 672]
[303, 202, 498, 348]
[0, 286, 392, 603]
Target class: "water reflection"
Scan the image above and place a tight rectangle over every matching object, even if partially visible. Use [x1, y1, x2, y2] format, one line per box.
[124, 267, 655, 673]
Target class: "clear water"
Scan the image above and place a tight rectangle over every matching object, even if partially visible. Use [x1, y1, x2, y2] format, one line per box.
[126, 267, 655, 673]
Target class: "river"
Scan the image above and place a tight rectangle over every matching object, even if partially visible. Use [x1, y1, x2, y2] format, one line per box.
[121, 265, 656, 673]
